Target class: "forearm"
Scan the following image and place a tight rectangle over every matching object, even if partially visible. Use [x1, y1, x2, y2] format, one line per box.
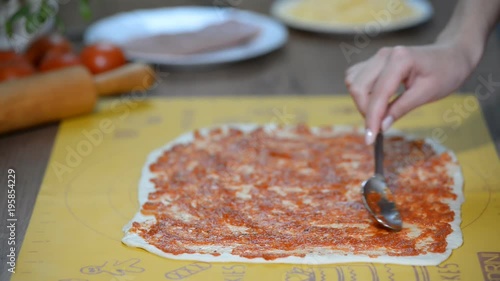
[436, 0, 500, 68]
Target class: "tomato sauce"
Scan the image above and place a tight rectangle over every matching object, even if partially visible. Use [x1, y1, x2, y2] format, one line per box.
[130, 126, 458, 260]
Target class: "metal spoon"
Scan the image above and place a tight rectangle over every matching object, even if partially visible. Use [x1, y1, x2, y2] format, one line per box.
[361, 132, 402, 231]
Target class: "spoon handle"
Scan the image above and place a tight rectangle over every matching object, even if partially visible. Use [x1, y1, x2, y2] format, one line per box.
[375, 132, 384, 176]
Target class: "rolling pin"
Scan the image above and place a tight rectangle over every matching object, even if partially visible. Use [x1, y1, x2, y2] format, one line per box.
[0, 62, 155, 134]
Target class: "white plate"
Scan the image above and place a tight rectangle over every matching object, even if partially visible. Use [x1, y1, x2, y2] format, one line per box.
[84, 6, 288, 66]
[271, 0, 433, 34]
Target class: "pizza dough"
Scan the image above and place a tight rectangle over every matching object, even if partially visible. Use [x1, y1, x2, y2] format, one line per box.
[123, 124, 464, 265]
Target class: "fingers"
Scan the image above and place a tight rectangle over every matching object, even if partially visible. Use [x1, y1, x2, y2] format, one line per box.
[345, 46, 417, 145]
[365, 47, 414, 144]
[345, 48, 391, 116]
[384, 81, 435, 126]
[346, 62, 367, 115]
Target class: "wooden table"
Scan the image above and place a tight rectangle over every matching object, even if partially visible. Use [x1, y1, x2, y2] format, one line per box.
[1, 0, 498, 279]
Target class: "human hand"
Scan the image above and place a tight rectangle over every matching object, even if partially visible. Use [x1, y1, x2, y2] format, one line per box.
[345, 43, 477, 145]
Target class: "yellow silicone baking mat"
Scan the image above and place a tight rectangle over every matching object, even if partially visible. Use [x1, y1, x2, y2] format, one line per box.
[12, 95, 500, 281]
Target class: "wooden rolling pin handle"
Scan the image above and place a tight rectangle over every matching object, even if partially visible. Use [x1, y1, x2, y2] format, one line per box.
[94, 63, 156, 96]
[0, 66, 96, 134]
[0, 62, 156, 134]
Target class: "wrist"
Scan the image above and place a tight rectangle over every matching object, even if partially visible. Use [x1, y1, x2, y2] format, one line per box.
[452, 38, 484, 73]
[434, 0, 492, 74]
[435, 32, 485, 78]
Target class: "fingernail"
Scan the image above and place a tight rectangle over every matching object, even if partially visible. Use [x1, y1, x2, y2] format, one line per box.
[381, 116, 394, 132]
[365, 129, 375, 145]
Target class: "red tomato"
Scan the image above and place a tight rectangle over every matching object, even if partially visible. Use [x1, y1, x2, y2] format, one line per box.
[39, 51, 81, 72]
[0, 50, 20, 62]
[80, 43, 126, 74]
[0, 59, 35, 82]
[25, 33, 72, 65]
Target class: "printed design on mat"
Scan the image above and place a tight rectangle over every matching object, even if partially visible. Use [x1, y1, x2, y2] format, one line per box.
[164, 262, 212, 280]
[80, 258, 145, 276]
[478, 252, 500, 281]
[284, 267, 325, 281]
[287, 264, 438, 281]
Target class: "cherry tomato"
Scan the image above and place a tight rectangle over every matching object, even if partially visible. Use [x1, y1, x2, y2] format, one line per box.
[80, 43, 126, 74]
[25, 33, 72, 65]
[39, 51, 82, 72]
[0, 50, 21, 62]
[0, 59, 35, 82]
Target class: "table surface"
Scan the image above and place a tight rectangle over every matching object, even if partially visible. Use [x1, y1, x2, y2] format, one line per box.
[1, 0, 499, 279]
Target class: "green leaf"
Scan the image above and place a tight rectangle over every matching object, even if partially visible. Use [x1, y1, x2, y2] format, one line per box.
[38, 0, 57, 23]
[79, 0, 92, 21]
[25, 13, 39, 33]
[55, 16, 66, 33]
[5, 0, 90, 37]
[5, 6, 30, 37]
[55, 16, 65, 33]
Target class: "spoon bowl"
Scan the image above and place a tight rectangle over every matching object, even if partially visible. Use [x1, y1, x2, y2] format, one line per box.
[361, 133, 402, 231]
[362, 174, 402, 231]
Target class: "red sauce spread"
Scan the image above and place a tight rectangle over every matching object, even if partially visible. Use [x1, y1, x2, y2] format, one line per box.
[130, 125, 458, 260]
